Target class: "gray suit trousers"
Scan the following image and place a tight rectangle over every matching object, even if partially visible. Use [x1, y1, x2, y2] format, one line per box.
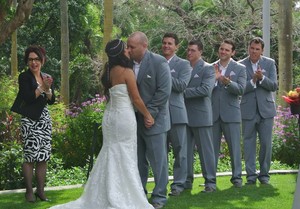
[137, 131, 168, 205]
[186, 126, 216, 189]
[212, 119, 242, 183]
[168, 124, 187, 192]
[242, 114, 274, 182]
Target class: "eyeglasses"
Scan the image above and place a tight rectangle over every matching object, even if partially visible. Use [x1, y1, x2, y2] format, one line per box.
[28, 57, 41, 63]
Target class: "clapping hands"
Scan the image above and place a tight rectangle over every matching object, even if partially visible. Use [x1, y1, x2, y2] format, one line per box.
[42, 75, 53, 90]
[215, 64, 231, 86]
[253, 66, 263, 83]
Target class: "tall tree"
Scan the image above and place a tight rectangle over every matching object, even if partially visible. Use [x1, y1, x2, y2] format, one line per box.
[0, 0, 34, 45]
[10, 0, 18, 77]
[60, 0, 70, 105]
[102, 0, 113, 64]
[278, 0, 293, 106]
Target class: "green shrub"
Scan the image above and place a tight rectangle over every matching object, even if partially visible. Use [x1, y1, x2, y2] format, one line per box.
[0, 74, 18, 111]
[47, 154, 88, 187]
[0, 141, 23, 190]
[53, 94, 106, 168]
[272, 106, 300, 166]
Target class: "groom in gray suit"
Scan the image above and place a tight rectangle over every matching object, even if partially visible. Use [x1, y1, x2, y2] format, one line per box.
[184, 39, 217, 193]
[212, 39, 246, 188]
[239, 37, 277, 185]
[161, 32, 192, 196]
[127, 31, 172, 209]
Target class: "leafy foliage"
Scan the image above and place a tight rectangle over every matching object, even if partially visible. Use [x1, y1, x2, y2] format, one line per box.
[52, 94, 106, 168]
[47, 154, 88, 186]
[69, 55, 102, 104]
[272, 105, 300, 166]
[0, 141, 23, 190]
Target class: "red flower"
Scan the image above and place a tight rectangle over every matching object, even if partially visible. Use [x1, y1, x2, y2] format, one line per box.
[282, 87, 300, 105]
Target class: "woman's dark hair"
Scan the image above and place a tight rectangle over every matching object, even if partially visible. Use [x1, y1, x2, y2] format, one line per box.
[24, 45, 46, 64]
[101, 39, 133, 98]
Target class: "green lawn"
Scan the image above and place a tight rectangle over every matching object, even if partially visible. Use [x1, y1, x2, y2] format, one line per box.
[0, 174, 297, 209]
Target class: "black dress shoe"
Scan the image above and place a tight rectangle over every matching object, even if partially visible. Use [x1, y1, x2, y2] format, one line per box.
[245, 180, 256, 185]
[168, 189, 181, 196]
[152, 203, 164, 209]
[201, 186, 216, 193]
[35, 193, 51, 202]
[233, 182, 243, 188]
[260, 180, 270, 185]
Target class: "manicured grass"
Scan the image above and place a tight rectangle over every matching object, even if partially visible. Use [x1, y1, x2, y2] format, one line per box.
[0, 174, 297, 209]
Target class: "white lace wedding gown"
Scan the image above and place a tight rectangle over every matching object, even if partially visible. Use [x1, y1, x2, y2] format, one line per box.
[50, 84, 154, 209]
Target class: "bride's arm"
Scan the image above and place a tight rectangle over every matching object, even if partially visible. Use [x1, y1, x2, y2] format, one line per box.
[125, 69, 154, 128]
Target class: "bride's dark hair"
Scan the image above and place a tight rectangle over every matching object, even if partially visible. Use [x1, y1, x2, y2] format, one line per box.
[101, 39, 133, 98]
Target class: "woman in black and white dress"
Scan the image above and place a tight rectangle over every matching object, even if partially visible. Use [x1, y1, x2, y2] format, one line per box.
[11, 45, 55, 202]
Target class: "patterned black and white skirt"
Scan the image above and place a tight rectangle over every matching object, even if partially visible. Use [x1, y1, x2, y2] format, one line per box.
[21, 107, 52, 163]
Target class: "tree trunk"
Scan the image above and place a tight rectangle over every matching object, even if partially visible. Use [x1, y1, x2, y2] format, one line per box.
[0, 0, 34, 45]
[102, 0, 113, 64]
[10, 0, 18, 78]
[278, 0, 293, 107]
[60, 0, 70, 105]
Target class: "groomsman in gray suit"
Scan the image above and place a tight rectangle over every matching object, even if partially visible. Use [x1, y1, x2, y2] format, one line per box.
[161, 32, 192, 196]
[184, 39, 217, 193]
[239, 37, 277, 185]
[127, 31, 172, 209]
[212, 39, 246, 188]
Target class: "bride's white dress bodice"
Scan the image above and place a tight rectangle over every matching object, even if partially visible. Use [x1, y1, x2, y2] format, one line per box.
[50, 84, 154, 209]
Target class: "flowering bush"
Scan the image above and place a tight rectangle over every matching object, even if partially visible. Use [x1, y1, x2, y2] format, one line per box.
[282, 87, 300, 105]
[272, 106, 300, 166]
[52, 94, 106, 168]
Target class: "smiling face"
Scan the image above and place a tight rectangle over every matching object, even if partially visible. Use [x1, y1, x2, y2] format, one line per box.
[28, 52, 43, 73]
[218, 42, 235, 62]
[161, 37, 178, 60]
[248, 42, 264, 63]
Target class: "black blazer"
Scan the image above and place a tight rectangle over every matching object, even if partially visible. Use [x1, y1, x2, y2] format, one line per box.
[11, 69, 55, 120]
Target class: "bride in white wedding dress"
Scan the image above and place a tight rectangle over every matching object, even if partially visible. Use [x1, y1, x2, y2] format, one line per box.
[49, 39, 155, 209]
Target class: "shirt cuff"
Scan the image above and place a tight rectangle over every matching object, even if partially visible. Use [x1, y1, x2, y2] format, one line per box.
[250, 79, 257, 88]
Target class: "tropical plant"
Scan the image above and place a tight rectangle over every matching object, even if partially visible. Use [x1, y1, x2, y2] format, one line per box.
[52, 94, 106, 168]
[272, 106, 300, 166]
[0, 141, 23, 190]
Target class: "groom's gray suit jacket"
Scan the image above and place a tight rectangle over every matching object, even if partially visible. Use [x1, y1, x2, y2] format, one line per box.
[136, 50, 172, 134]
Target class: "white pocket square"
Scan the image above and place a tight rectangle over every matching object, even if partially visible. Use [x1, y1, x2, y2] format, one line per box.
[229, 71, 236, 76]
[261, 69, 266, 73]
[147, 75, 151, 78]
[193, 74, 199, 78]
[170, 69, 176, 73]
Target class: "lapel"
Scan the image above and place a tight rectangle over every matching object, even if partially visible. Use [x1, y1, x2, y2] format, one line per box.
[169, 55, 178, 70]
[225, 59, 234, 78]
[137, 50, 150, 84]
[258, 57, 265, 72]
[189, 59, 204, 84]
[245, 57, 255, 77]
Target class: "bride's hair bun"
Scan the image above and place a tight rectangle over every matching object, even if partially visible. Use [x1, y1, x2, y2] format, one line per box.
[105, 39, 125, 57]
